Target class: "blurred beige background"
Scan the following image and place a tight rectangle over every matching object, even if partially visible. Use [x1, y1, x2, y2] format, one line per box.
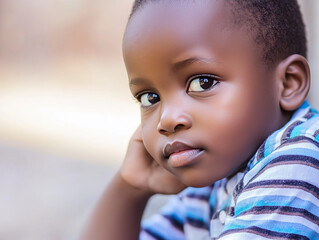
[0, 0, 140, 163]
[0, 1, 318, 240]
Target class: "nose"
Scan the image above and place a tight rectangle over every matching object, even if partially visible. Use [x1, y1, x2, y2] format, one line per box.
[157, 102, 192, 135]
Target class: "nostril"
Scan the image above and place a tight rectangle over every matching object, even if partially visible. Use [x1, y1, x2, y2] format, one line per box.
[158, 123, 185, 134]
[159, 128, 167, 134]
[174, 124, 185, 131]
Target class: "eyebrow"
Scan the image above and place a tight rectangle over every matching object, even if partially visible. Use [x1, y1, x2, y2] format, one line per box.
[172, 57, 216, 70]
[129, 77, 149, 87]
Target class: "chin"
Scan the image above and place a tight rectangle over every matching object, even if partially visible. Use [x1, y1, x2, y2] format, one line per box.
[179, 175, 218, 188]
[175, 165, 228, 188]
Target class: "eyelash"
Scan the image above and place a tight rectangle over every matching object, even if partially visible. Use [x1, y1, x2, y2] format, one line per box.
[186, 74, 220, 93]
[135, 91, 160, 108]
[135, 74, 220, 107]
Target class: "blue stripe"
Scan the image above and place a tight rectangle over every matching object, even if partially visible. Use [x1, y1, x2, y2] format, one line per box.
[235, 195, 319, 217]
[263, 133, 277, 158]
[221, 227, 309, 240]
[248, 143, 319, 175]
[209, 186, 218, 213]
[142, 217, 185, 240]
[142, 229, 165, 240]
[162, 214, 184, 231]
[245, 179, 319, 199]
[183, 186, 212, 197]
[185, 204, 210, 224]
[290, 116, 319, 138]
[284, 120, 304, 139]
[186, 218, 208, 229]
[223, 219, 317, 239]
[238, 206, 319, 225]
[267, 155, 319, 168]
[160, 197, 185, 224]
[299, 101, 310, 110]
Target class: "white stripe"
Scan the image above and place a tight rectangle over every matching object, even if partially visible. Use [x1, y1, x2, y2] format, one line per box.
[306, 120, 319, 138]
[250, 164, 319, 187]
[243, 141, 319, 186]
[219, 232, 270, 240]
[184, 224, 210, 240]
[184, 197, 210, 213]
[294, 106, 311, 120]
[145, 214, 185, 239]
[242, 164, 261, 186]
[275, 140, 319, 152]
[238, 188, 319, 209]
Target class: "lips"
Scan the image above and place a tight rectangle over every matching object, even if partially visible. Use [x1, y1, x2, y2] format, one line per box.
[163, 142, 193, 158]
[163, 141, 204, 167]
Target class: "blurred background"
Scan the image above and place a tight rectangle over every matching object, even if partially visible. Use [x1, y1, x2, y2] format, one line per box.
[0, 1, 318, 239]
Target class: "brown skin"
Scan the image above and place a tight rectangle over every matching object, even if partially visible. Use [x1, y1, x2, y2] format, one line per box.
[80, 1, 310, 239]
[124, 0, 292, 188]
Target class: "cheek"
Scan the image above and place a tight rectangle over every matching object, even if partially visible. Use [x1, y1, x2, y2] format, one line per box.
[141, 115, 162, 161]
[200, 92, 276, 164]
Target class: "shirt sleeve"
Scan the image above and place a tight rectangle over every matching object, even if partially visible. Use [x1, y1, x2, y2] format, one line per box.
[219, 137, 319, 239]
[140, 194, 187, 240]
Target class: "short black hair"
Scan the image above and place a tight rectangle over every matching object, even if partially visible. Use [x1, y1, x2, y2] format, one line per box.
[129, 0, 307, 65]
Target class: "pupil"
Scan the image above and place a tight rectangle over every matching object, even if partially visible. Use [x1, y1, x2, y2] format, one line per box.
[199, 77, 212, 89]
[148, 93, 158, 103]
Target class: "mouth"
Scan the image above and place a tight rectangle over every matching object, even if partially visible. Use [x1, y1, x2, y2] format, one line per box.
[163, 141, 204, 168]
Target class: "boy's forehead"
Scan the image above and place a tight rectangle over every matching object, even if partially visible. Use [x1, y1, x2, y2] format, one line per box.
[123, 0, 260, 68]
[124, 0, 235, 45]
[131, 0, 229, 21]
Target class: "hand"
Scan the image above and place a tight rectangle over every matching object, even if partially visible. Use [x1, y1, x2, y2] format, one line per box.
[120, 126, 186, 195]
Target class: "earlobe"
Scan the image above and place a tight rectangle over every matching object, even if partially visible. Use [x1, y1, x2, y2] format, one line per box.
[278, 54, 310, 111]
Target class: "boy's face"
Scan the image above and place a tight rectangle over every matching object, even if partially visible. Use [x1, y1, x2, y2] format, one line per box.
[124, 0, 287, 187]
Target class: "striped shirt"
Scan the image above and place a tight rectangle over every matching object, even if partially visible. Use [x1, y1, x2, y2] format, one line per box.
[140, 101, 319, 240]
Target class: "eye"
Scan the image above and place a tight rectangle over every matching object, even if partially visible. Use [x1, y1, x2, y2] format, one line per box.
[188, 74, 219, 92]
[138, 92, 160, 107]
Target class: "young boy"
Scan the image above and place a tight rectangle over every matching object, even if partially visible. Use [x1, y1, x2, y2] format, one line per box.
[81, 0, 319, 239]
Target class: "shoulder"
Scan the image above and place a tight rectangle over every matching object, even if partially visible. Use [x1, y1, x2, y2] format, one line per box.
[241, 102, 319, 189]
[222, 131, 319, 238]
[237, 109, 319, 203]
[238, 140, 319, 211]
[225, 106, 319, 238]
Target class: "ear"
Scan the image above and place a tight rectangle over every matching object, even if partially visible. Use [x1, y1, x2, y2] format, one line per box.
[277, 54, 310, 111]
